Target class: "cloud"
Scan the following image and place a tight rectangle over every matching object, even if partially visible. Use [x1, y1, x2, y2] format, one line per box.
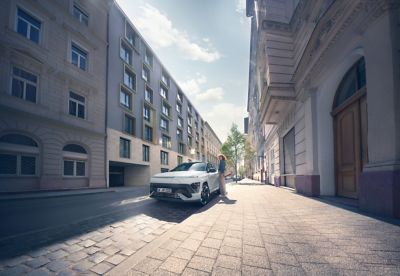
[196, 87, 224, 102]
[178, 73, 207, 96]
[236, 0, 247, 24]
[134, 4, 221, 62]
[203, 103, 247, 142]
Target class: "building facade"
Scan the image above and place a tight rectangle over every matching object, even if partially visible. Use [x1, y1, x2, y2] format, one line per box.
[247, 0, 400, 218]
[204, 122, 222, 168]
[0, 0, 110, 192]
[106, 4, 221, 187]
[0, 0, 222, 192]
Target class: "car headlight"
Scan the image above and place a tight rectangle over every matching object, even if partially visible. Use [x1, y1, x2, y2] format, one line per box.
[190, 182, 201, 192]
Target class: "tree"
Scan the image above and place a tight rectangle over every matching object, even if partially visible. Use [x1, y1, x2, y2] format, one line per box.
[222, 124, 245, 183]
[243, 140, 256, 178]
[239, 165, 245, 178]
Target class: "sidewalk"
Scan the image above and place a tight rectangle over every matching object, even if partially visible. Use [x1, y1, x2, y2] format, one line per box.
[0, 187, 138, 201]
[107, 184, 400, 276]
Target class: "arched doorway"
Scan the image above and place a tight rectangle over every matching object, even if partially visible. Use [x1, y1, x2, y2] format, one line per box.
[332, 58, 367, 199]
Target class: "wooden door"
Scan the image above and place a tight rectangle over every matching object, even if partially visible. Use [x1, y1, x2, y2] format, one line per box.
[335, 101, 361, 199]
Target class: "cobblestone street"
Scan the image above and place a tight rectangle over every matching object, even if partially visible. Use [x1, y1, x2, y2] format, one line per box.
[0, 189, 199, 276]
[116, 185, 400, 276]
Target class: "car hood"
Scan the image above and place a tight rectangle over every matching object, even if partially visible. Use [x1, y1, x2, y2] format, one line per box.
[152, 171, 207, 179]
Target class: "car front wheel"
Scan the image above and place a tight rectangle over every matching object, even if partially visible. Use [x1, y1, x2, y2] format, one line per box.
[200, 184, 210, 206]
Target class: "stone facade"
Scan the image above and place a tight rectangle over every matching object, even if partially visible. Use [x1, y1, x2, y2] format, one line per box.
[0, 0, 110, 191]
[247, 0, 400, 218]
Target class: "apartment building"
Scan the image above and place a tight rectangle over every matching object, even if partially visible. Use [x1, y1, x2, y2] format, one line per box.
[246, 0, 400, 218]
[0, 0, 222, 192]
[0, 0, 110, 192]
[204, 122, 222, 168]
[106, 4, 221, 187]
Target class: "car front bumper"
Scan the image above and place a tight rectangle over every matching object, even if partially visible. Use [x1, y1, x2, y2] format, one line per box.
[149, 183, 201, 202]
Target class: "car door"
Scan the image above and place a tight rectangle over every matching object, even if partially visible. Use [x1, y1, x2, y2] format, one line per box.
[207, 163, 219, 191]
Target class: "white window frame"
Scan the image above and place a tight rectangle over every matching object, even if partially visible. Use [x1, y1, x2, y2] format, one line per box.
[145, 86, 153, 103]
[120, 42, 132, 65]
[120, 88, 132, 110]
[68, 91, 86, 119]
[160, 150, 169, 165]
[145, 47, 153, 67]
[178, 117, 183, 128]
[0, 153, 37, 177]
[160, 118, 168, 131]
[124, 67, 136, 91]
[142, 144, 150, 162]
[16, 7, 41, 43]
[73, 4, 89, 26]
[11, 66, 38, 103]
[142, 65, 150, 82]
[162, 103, 169, 117]
[143, 105, 151, 121]
[71, 42, 88, 71]
[62, 150, 87, 177]
[160, 85, 168, 99]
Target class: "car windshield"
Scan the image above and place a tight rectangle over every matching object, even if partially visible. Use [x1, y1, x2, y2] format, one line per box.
[171, 162, 206, 172]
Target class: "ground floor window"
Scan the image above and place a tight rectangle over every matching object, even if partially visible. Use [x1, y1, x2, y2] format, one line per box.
[62, 143, 88, 177]
[142, 145, 150, 162]
[177, 155, 183, 165]
[160, 150, 168, 165]
[120, 138, 130, 158]
[63, 159, 86, 176]
[0, 133, 39, 176]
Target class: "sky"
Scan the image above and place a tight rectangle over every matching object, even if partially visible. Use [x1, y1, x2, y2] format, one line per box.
[115, 0, 251, 142]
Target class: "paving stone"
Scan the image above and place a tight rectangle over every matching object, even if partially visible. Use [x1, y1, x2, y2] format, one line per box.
[28, 249, 49, 258]
[0, 264, 29, 276]
[90, 262, 113, 274]
[103, 245, 120, 255]
[182, 267, 210, 276]
[67, 251, 88, 262]
[161, 239, 182, 251]
[119, 248, 136, 256]
[180, 239, 202, 252]
[211, 266, 241, 276]
[271, 262, 307, 276]
[301, 263, 340, 276]
[215, 255, 241, 271]
[142, 234, 157, 243]
[243, 253, 271, 269]
[171, 248, 195, 260]
[84, 247, 101, 255]
[79, 240, 96, 248]
[219, 245, 242, 258]
[159, 256, 189, 274]
[134, 257, 163, 274]
[71, 260, 95, 272]
[46, 259, 71, 272]
[150, 248, 172, 261]
[269, 252, 299, 266]
[106, 254, 126, 265]
[195, 246, 219, 259]
[26, 268, 52, 276]
[187, 256, 215, 273]
[242, 265, 274, 276]
[64, 245, 83, 254]
[2, 255, 32, 267]
[152, 268, 180, 276]
[189, 232, 207, 241]
[88, 252, 109, 264]
[201, 238, 222, 249]
[25, 256, 51, 269]
[47, 249, 69, 260]
[56, 269, 77, 276]
[207, 231, 225, 240]
[243, 244, 267, 256]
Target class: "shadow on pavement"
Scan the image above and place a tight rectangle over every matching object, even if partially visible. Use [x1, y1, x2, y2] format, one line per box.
[0, 196, 201, 260]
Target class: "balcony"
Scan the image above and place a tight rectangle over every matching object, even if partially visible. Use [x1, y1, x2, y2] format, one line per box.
[260, 83, 295, 124]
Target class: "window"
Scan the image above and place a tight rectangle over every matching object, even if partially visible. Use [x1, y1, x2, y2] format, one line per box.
[11, 67, 37, 103]
[69, 91, 85, 119]
[161, 71, 170, 86]
[162, 102, 170, 117]
[144, 125, 153, 142]
[160, 118, 169, 131]
[187, 116, 192, 126]
[126, 23, 139, 48]
[195, 122, 198, 130]
[177, 129, 183, 141]
[119, 138, 130, 158]
[162, 135, 171, 149]
[62, 144, 87, 177]
[142, 145, 150, 162]
[178, 117, 183, 128]
[195, 112, 199, 121]
[142, 65, 150, 82]
[160, 151, 169, 165]
[160, 85, 168, 99]
[124, 67, 136, 90]
[120, 43, 132, 65]
[145, 86, 153, 103]
[71, 43, 87, 71]
[143, 105, 151, 122]
[73, 4, 89, 26]
[120, 88, 132, 109]
[124, 115, 135, 135]
[0, 134, 38, 176]
[176, 103, 182, 114]
[188, 104, 192, 113]
[177, 91, 183, 102]
[196, 142, 199, 150]
[188, 126, 192, 135]
[196, 133, 199, 141]
[145, 47, 153, 67]
[188, 136, 192, 146]
[16, 8, 41, 43]
[177, 156, 183, 165]
[161, 168, 169, 173]
[178, 143, 185, 154]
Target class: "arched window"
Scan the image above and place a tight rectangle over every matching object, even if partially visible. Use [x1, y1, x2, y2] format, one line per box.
[0, 134, 39, 176]
[62, 143, 88, 177]
[333, 58, 366, 109]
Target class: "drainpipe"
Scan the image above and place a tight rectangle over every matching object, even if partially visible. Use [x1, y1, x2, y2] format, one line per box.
[104, 7, 110, 188]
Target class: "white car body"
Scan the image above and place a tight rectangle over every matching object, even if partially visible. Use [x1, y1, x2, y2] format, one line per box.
[149, 162, 219, 204]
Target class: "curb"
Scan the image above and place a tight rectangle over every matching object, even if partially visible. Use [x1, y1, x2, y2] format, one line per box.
[0, 189, 115, 202]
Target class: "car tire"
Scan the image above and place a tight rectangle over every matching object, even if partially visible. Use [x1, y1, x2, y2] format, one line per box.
[200, 184, 210, 206]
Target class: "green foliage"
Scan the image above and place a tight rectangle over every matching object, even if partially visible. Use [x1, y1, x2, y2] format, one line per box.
[239, 165, 245, 178]
[221, 124, 245, 182]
